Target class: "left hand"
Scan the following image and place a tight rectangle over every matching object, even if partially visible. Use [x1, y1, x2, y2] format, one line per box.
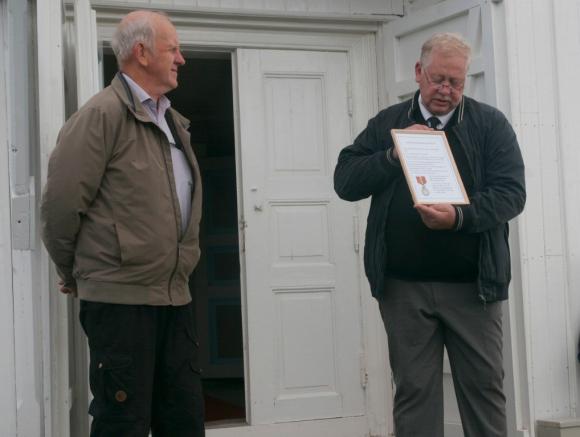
[58, 279, 77, 296]
[415, 204, 456, 230]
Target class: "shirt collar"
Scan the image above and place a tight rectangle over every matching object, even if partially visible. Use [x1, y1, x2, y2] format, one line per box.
[121, 73, 171, 115]
[418, 94, 455, 129]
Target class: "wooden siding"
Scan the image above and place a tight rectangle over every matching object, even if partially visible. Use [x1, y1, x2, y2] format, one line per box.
[0, 0, 17, 432]
[504, 0, 580, 424]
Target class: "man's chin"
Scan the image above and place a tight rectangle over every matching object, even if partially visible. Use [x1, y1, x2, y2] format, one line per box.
[164, 81, 178, 93]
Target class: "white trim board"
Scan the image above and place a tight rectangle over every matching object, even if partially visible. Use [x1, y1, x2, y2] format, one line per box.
[37, 0, 69, 436]
[0, 0, 17, 432]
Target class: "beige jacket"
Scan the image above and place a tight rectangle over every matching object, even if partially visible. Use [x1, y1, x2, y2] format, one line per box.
[41, 75, 202, 305]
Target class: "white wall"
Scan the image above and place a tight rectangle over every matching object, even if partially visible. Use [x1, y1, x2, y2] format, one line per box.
[0, 0, 17, 432]
[1, 1, 49, 436]
[503, 0, 580, 431]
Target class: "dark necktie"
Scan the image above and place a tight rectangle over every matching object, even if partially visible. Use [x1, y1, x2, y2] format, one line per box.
[426, 116, 441, 130]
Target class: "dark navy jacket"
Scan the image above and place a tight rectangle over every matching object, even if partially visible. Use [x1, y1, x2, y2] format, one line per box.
[334, 92, 526, 302]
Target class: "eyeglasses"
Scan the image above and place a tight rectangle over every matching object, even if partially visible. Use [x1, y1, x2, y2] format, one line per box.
[422, 67, 465, 93]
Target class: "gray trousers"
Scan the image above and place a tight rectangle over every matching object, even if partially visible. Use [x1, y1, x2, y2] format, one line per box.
[378, 278, 506, 437]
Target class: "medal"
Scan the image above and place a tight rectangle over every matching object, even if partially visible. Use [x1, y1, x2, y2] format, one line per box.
[416, 175, 430, 196]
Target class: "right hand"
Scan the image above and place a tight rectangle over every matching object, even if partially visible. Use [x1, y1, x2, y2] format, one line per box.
[392, 124, 433, 160]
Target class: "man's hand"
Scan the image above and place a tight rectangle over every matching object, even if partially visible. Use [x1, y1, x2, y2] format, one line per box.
[58, 279, 77, 295]
[391, 124, 434, 160]
[405, 123, 433, 132]
[415, 204, 456, 230]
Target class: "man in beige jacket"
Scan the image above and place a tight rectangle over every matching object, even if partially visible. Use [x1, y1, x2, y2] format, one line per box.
[41, 10, 204, 437]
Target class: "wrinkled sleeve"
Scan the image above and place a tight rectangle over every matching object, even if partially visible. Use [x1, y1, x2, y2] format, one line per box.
[334, 115, 402, 201]
[40, 107, 110, 285]
[457, 112, 526, 233]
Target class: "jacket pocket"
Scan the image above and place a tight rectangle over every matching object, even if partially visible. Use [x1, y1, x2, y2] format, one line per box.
[115, 222, 167, 267]
[75, 221, 122, 277]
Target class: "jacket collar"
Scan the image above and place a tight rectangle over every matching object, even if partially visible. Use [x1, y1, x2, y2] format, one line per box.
[111, 72, 190, 130]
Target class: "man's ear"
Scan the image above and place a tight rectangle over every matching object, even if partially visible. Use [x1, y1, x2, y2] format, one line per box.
[134, 42, 148, 66]
[414, 61, 422, 84]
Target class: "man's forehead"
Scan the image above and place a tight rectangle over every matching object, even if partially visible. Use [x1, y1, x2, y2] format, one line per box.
[155, 22, 178, 41]
[428, 48, 468, 63]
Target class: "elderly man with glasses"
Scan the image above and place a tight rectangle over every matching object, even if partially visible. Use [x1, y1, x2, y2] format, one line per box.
[334, 32, 525, 437]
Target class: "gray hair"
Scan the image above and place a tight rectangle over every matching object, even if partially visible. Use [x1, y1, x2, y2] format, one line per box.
[111, 11, 166, 67]
[420, 32, 472, 68]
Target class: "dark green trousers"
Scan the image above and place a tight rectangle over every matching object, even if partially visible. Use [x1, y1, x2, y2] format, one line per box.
[378, 278, 506, 437]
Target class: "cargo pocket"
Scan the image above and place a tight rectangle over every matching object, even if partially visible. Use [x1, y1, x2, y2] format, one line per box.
[89, 353, 136, 421]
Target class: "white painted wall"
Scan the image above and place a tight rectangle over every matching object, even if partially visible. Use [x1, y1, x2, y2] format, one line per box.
[0, 1, 17, 433]
[7, 0, 46, 435]
[502, 0, 580, 433]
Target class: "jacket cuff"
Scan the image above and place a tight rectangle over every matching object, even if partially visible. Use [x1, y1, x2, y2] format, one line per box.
[56, 266, 75, 286]
[454, 204, 474, 231]
[385, 147, 400, 167]
[453, 206, 463, 230]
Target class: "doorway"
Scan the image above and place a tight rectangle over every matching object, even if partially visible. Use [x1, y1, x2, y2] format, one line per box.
[103, 51, 246, 425]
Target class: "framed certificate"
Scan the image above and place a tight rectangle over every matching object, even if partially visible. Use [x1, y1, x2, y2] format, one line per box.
[391, 129, 469, 205]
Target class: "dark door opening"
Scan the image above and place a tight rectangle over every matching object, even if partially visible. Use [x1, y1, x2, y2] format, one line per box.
[103, 51, 246, 425]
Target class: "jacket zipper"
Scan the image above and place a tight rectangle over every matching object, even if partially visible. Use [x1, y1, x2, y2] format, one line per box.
[158, 129, 182, 303]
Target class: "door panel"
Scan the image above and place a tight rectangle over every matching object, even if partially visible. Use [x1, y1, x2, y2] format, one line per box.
[236, 48, 366, 425]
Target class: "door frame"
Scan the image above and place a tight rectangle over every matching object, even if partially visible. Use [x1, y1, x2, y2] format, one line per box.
[90, 5, 393, 436]
[37, 1, 69, 437]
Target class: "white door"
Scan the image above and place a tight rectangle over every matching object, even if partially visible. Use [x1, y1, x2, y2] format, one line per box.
[236, 49, 367, 427]
[382, 0, 514, 435]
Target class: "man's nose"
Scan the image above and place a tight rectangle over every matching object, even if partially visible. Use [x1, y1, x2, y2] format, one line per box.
[437, 83, 452, 94]
[176, 50, 185, 65]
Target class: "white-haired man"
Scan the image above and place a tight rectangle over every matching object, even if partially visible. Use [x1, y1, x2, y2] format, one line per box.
[334, 33, 525, 436]
[41, 10, 204, 437]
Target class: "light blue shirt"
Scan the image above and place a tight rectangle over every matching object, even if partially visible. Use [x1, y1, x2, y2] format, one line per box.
[122, 73, 193, 236]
